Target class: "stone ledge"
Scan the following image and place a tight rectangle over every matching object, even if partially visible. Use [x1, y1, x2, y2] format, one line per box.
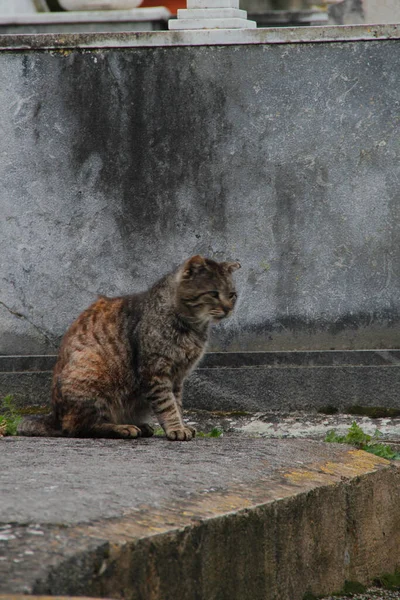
[2, 351, 400, 411]
[0, 8, 171, 34]
[2, 350, 400, 373]
[169, 16, 257, 29]
[1, 437, 399, 599]
[0, 8, 171, 24]
[0, 23, 399, 49]
[176, 8, 248, 19]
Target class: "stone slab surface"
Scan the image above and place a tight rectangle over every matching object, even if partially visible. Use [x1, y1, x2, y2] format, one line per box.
[0, 8, 171, 33]
[169, 16, 257, 28]
[0, 9, 171, 24]
[187, 0, 240, 8]
[1, 436, 400, 599]
[177, 8, 248, 19]
[0, 436, 355, 525]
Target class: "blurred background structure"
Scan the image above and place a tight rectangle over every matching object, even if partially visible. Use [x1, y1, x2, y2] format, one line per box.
[0, 0, 400, 29]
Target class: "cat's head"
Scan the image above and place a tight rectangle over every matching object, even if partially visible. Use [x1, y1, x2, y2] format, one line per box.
[177, 255, 241, 323]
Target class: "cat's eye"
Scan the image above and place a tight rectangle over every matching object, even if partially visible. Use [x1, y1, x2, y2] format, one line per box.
[208, 291, 220, 298]
[229, 292, 237, 299]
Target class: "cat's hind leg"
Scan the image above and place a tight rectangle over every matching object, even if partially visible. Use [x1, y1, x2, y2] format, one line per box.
[58, 396, 142, 439]
[130, 403, 155, 438]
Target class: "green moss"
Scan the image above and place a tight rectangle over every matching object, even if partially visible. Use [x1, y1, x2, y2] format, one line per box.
[210, 410, 251, 417]
[18, 405, 49, 416]
[303, 571, 400, 599]
[341, 580, 367, 595]
[318, 405, 339, 415]
[196, 427, 223, 438]
[347, 405, 400, 418]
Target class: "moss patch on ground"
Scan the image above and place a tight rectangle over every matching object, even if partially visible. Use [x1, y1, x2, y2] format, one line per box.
[347, 405, 400, 419]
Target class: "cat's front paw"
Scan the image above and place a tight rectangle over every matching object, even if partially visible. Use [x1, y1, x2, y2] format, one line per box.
[112, 424, 142, 438]
[166, 426, 196, 441]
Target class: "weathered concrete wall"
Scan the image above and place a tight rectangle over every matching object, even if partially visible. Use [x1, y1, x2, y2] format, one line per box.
[1, 28, 400, 355]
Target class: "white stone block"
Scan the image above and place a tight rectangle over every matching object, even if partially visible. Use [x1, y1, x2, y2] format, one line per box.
[177, 7, 247, 19]
[187, 0, 240, 9]
[0, 0, 37, 14]
[169, 16, 257, 28]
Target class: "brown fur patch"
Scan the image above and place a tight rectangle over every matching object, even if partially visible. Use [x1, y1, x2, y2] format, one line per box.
[18, 257, 240, 440]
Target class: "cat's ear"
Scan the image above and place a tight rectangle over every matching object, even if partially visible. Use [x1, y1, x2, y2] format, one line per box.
[222, 261, 241, 274]
[182, 255, 207, 279]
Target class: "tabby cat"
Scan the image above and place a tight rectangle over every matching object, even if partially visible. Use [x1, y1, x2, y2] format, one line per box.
[18, 255, 240, 440]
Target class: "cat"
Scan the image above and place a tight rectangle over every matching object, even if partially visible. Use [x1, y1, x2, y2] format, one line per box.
[18, 255, 240, 440]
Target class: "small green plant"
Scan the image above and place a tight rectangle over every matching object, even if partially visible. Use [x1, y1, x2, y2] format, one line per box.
[196, 427, 223, 438]
[373, 568, 400, 590]
[340, 580, 367, 595]
[0, 395, 22, 436]
[325, 422, 400, 460]
[302, 591, 318, 600]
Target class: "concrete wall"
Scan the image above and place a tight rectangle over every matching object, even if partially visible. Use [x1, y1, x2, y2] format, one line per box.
[0, 0, 38, 14]
[1, 28, 400, 355]
[364, 0, 400, 24]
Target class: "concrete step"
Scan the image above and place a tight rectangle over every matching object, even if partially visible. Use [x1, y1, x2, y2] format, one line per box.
[1, 436, 399, 600]
[2, 351, 400, 412]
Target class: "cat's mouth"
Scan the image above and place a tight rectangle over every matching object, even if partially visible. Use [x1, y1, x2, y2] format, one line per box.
[212, 313, 229, 322]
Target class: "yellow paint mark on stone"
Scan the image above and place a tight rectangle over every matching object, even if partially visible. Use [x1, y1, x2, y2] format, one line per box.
[283, 449, 389, 485]
[74, 448, 395, 546]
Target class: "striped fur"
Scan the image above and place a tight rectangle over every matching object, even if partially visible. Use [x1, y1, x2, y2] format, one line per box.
[18, 256, 240, 441]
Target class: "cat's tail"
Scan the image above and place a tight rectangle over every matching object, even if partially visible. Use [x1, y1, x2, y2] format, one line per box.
[17, 413, 62, 437]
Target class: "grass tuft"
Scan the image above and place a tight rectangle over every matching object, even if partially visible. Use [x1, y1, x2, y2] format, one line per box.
[0, 395, 22, 436]
[325, 421, 400, 460]
[373, 569, 400, 590]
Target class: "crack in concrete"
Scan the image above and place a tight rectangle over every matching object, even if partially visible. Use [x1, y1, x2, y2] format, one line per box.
[0, 300, 57, 348]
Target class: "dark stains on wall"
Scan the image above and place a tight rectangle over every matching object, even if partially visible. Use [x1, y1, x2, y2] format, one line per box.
[61, 48, 231, 245]
[1, 41, 400, 352]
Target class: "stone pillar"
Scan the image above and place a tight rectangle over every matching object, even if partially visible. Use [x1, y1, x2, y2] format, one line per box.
[169, 0, 257, 29]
